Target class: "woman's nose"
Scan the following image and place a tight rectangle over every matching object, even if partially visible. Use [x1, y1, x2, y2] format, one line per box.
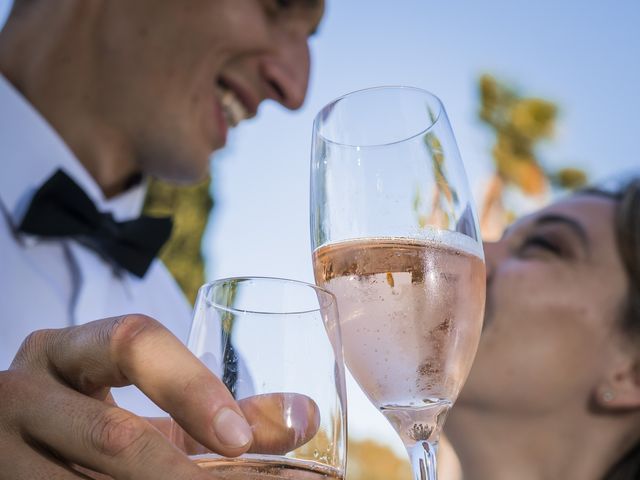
[482, 241, 501, 282]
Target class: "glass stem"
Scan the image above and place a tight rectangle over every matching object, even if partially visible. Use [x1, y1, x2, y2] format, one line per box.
[408, 440, 438, 480]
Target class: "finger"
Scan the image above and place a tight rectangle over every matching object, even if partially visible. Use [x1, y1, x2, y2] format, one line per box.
[0, 438, 91, 480]
[12, 315, 253, 456]
[240, 393, 321, 454]
[13, 373, 215, 480]
[70, 465, 112, 480]
[166, 393, 321, 456]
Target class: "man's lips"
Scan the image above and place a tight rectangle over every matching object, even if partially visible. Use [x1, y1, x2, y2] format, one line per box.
[218, 77, 259, 119]
[212, 96, 229, 145]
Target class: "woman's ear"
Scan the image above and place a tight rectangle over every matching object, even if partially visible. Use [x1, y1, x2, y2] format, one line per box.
[594, 356, 640, 411]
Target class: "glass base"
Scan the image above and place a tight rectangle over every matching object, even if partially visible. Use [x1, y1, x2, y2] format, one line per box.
[381, 400, 451, 480]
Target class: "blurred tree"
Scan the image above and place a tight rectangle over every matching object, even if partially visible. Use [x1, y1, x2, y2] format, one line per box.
[347, 438, 411, 480]
[478, 74, 587, 239]
[143, 176, 213, 305]
[294, 426, 344, 469]
[412, 109, 459, 232]
[346, 436, 462, 480]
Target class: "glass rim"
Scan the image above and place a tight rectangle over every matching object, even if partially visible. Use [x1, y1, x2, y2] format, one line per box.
[201, 276, 337, 316]
[314, 85, 444, 149]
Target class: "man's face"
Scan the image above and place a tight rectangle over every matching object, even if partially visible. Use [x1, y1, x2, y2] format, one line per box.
[456, 195, 630, 415]
[90, 0, 324, 182]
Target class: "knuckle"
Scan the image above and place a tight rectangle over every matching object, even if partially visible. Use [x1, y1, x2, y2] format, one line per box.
[176, 371, 223, 423]
[11, 329, 56, 369]
[110, 314, 163, 353]
[182, 371, 214, 397]
[89, 408, 152, 459]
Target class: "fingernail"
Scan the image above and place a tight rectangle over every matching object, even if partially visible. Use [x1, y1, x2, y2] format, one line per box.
[213, 408, 253, 448]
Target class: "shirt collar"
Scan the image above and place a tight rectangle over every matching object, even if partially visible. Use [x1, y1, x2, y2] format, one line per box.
[0, 74, 147, 230]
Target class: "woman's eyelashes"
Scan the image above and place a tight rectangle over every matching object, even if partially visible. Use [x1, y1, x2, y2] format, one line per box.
[269, 0, 294, 13]
[518, 234, 564, 257]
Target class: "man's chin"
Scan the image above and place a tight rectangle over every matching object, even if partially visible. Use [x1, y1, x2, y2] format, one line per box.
[147, 154, 212, 185]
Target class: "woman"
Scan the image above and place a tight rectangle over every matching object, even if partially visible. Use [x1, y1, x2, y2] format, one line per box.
[444, 177, 640, 479]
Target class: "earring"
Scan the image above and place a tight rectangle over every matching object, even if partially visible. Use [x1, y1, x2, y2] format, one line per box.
[602, 390, 615, 402]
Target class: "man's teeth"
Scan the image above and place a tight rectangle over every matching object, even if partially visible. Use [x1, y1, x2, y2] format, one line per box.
[220, 88, 249, 127]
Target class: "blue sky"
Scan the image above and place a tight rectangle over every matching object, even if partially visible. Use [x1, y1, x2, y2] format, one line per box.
[209, 0, 640, 282]
[2, 0, 639, 455]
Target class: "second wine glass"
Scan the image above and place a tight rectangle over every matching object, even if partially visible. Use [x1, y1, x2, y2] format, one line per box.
[172, 277, 347, 479]
[310, 86, 485, 480]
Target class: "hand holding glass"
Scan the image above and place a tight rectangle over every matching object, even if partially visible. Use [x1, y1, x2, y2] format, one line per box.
[172, 277, 347, 479]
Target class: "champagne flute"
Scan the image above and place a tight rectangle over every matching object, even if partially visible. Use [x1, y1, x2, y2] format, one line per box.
[310, 86, 485, 480]
[172, 277, 347, 479]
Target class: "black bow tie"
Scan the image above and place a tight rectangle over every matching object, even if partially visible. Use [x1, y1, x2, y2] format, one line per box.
[18, 169, 173, 278]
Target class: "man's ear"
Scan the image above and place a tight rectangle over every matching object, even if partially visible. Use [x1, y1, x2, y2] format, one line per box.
[594, 356, 640, 411]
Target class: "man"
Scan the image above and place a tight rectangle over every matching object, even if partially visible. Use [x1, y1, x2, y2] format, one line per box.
[0, 0, 325, 478]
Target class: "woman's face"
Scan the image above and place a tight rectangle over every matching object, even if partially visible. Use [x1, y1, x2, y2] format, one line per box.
[457, 195, 630, 414]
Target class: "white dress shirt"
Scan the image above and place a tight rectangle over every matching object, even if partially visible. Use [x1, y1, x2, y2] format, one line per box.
[0, 74, 193, 416]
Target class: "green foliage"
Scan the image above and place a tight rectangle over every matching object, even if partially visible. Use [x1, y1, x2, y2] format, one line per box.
[478, 74, 588, 238]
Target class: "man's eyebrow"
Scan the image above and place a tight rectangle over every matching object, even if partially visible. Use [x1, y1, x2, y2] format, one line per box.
[534, 214, 590, 249]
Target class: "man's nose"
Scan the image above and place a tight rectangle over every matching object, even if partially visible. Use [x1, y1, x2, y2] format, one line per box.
[260, 33, 310, 110]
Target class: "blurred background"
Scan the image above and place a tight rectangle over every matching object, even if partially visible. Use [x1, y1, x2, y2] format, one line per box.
[2, 1, 639, 478]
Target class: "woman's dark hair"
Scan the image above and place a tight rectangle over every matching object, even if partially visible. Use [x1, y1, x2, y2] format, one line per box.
[586, 177, 640, 479]
[586, 178, 640, 337]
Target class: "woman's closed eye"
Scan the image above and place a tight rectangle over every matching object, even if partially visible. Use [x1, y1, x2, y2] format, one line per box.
[504, 214, 589, 262]
[277, 0, 294, 7]
[519, 235, 564, 257]
[265, 0, 294, 15]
